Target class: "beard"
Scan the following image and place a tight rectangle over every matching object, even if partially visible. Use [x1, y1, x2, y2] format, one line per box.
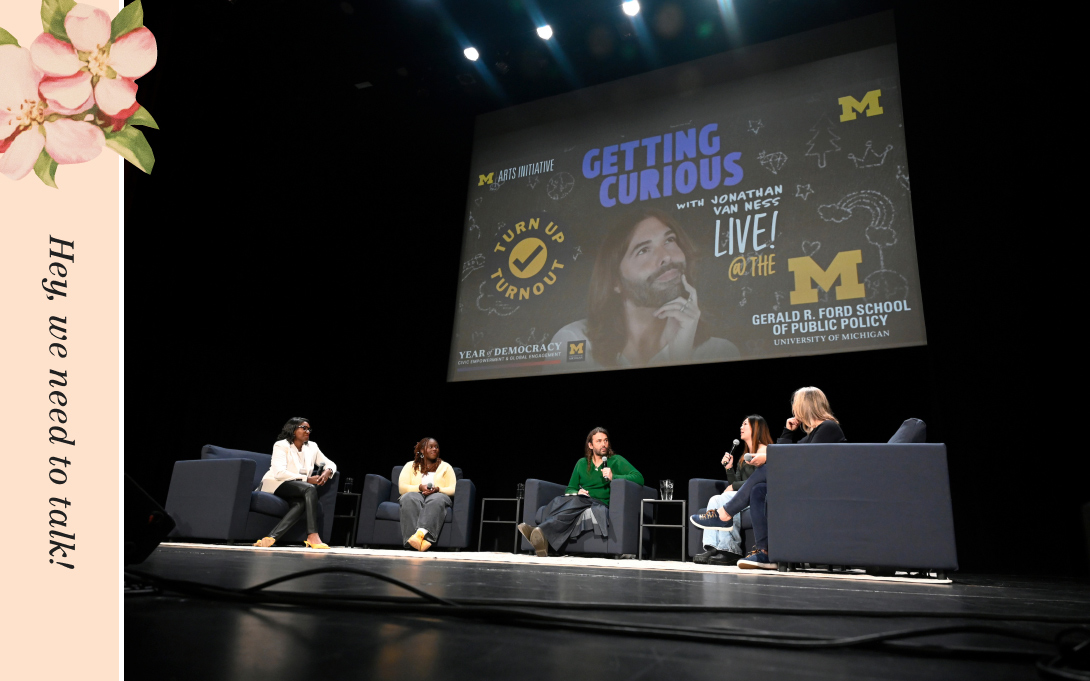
[620, 262, 687, 308]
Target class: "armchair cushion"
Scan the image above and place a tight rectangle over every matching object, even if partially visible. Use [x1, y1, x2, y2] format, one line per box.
[375, 500, 454, 523]
[249, 490, 290, 517]
[888, 418, 927, 443]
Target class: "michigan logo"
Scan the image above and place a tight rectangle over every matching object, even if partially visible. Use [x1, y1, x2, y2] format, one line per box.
[567, 341, 586, 362]
[838, 90, 883, 122]
[478, 172, 494, 186]
[787, 250, 865, 304]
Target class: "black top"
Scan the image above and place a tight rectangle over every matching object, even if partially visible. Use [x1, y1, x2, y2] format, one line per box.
[777, 419, 846, 444]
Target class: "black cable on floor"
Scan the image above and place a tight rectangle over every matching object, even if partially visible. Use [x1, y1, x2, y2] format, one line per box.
[125, 568, 1068, 663]
[138, 565, 1090, 624]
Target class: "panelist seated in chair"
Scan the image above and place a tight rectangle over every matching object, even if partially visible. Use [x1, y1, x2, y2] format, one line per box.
[691, 414, 774, 566]
[253, 417, 336, 550]
[690, 387, 846, 570]
[518, 427, 644, 557]
[398, 437, 458, 552]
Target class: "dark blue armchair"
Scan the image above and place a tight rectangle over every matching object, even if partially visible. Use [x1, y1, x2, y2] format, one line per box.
[164, 445, 338, 543]
[356, 466, 477, 549]
[686, 479, 757, 559]
[520, 478, 656, 557]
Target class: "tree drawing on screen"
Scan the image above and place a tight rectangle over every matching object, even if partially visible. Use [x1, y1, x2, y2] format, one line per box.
[804, 114, 841, 169]
[0, 0, 157, 187]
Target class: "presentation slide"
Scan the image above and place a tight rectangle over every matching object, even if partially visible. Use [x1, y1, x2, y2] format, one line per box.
[449, 14, 926, 382]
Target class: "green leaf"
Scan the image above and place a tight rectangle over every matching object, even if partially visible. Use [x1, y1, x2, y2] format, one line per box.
[105, 125, 154, 174]
[127, 104, 159, 129]
[110, 0, 143, 41]
[41, 0, 77, 42]
[34, 149, 59, 189]
[0, 26, 19, 47]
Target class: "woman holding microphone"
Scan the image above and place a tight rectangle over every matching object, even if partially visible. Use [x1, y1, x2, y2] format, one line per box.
[691, 387, 846, 570]
[691, 415, 774, 565]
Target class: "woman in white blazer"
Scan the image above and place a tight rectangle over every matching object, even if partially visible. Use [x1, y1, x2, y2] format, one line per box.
[253, 417, 337, 549]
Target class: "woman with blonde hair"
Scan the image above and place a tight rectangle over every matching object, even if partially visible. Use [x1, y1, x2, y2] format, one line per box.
[691, 387, 846, 570]
[397, 437, 458, 552]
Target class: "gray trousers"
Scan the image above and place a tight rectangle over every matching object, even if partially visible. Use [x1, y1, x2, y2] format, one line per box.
[399, 491, 452, 546]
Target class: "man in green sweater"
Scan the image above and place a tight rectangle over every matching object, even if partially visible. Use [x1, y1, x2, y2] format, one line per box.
[518, 427, 644, 556]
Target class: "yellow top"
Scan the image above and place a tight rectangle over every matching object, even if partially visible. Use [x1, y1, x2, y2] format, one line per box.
[398, 461, 457, 497]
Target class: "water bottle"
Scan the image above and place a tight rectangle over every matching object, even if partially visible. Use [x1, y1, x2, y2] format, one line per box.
[344, 477, 354, 493]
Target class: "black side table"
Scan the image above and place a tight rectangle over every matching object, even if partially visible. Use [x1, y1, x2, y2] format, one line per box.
[477, 497, 523, 553]
[639, 499, 687, 561]
[333, 492, 362, 547]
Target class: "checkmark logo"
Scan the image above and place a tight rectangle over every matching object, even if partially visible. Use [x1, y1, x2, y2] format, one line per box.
[508, 238, 548, 279]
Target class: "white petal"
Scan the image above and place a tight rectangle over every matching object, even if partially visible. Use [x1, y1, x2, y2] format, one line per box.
[30, 33, 82, 77]
[0, 45, 42, 109]
[93, 76, 137, 115]
[0, 110, 17, 141]
[110, 27, 157, 78]
[40, 72, 93, 111]
[0, 129, 46, 180]
[65, 4, 112, 52]
[43, 118, 103, 164]
[46, 91, 96, 116]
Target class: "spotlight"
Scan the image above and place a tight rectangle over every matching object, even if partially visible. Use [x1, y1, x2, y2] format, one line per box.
[464, 47, 480, 61]
[622, 1, 640, 17]
[537, 25, 553, 40]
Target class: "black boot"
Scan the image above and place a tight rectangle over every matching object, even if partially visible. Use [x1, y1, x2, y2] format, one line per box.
[693, 547, 720, 564]
[708, 550, 743, 566]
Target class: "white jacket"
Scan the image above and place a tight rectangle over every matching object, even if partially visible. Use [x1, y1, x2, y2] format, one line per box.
[259, 439, 337, 493]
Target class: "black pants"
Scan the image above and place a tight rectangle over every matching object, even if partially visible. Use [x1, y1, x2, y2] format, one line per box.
[269, 480, 320, 539]
[723, 467, 768, 550]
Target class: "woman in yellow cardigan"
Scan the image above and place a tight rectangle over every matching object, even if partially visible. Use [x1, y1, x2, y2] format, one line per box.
[398, 437, 457, 551]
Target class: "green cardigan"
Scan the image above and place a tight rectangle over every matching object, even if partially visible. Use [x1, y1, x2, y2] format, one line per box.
[564, 454, 644, 506]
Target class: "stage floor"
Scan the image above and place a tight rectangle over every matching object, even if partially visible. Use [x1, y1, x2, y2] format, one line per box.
[126, 544, 1090, 680]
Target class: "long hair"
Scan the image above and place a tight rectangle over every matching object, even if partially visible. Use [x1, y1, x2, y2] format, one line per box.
[412, 437, 442, 475]
[791, 387, 838, 433]
[277, 417, 310, 444]
[743, 415, 775, 454]
[586, 208, 709, 365]
[584, 426, 615, 472]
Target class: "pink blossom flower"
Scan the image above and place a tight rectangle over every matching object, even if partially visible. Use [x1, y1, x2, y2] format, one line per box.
[0, 44, 105, 181]
[30, 4, 157, 117]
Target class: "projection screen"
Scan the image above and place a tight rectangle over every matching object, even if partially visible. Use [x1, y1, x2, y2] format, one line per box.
[449, 12, 925, 382]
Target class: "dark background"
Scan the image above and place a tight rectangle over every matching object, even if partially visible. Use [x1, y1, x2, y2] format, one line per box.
[125, 0, 1083, 575]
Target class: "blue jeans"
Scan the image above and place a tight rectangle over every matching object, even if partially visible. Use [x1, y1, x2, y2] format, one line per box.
[702, 492, 744, 554]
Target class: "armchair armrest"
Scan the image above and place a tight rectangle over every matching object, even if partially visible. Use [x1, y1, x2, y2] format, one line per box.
[689, 478, 731, 510]
[606, 478, 656, 556]
[521, 479, 566, 551]
[356, 473, 392, 545]
[317, 472, 339, 539]
[446, 478, 477, 548]
[165, 458, 255, 540]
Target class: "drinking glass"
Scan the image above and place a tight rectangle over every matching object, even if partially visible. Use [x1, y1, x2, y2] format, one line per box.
[659, 479, 674, 501]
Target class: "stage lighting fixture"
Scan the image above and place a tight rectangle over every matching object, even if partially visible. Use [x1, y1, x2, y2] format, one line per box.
[623, 1, 640, 17]
[537, 25, 553, 40]
[464, 47, 480, 61]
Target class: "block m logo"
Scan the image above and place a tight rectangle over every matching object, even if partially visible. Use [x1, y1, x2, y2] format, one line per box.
[787, 250, 866, 305]
[838, 90, 883, 122]
[478, 172, 494, 186]
[567, 341, 586, 362]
